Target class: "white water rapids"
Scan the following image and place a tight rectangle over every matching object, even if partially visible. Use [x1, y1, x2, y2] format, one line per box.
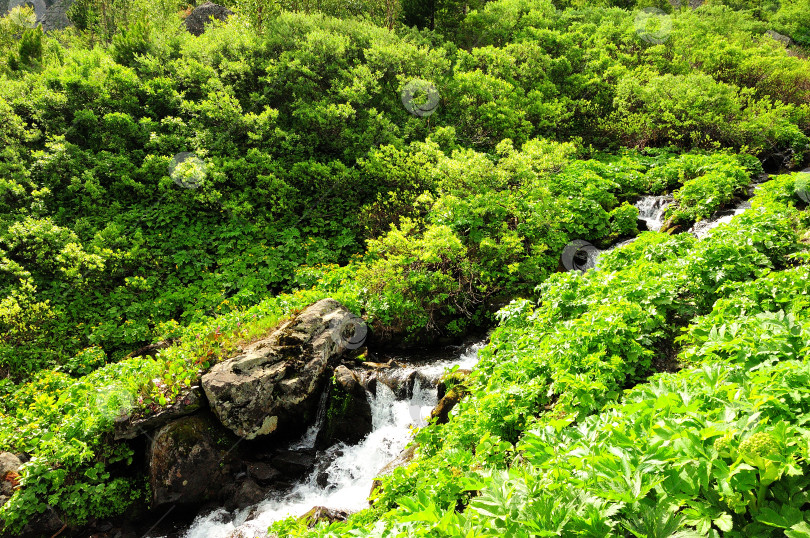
[688, 199, 752, 238]
[635, 194, 673, 232]
[596, 193, 756, 266]
[177, 342, 484, 538]
[634, 192, 758, 239]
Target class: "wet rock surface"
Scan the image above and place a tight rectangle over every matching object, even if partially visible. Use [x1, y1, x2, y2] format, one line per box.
[315, 365, 373, 448]
[270, 449, 317, 481]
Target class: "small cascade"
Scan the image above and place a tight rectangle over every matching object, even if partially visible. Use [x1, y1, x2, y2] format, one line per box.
[288, 388, 330, 451]
[635, 195, 673, 232]
[689, 199, 752, 239]
[178, 342, 484, 538]
[595, 195, 673, 267]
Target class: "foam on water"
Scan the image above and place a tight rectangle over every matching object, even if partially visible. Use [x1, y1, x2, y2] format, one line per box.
[636, 195, 673, 232]
[690, 200, 752, 239]
[179, 343, 484, 538]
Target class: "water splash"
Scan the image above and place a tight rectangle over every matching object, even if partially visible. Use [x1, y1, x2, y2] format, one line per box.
[689, 200, 752, 239]
[288, 388, 330, 451]
[636, 195, 673, 233]
[180, 343, 483, 538]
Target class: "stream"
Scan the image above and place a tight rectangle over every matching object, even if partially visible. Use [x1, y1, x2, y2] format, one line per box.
[636, 194, 673, 232]
[149, 180, 778, 537]
[594, 188, 762, 267]
[167, 342, 485, 538]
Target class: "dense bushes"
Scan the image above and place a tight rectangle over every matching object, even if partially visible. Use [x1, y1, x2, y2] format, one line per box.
[1, 0, 809, 379]
[0, 0, 808, 533]
[277, 177, 808, 538]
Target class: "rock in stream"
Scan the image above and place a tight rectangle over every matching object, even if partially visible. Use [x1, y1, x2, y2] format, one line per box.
[202, 299, 367, 440]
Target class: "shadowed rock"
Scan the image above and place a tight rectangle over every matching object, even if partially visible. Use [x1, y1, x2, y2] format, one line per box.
[148, 412, 241, 507]
[315, 365, 373, 448]
[114, 386, 204, 440]
[184, 2, 233, 36]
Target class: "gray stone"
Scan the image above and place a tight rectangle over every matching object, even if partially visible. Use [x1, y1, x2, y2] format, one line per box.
[184, 2, 233, 36]
[299, 506, 349, 527]
[42, 0, 71, 32]
[148, 413, 241, 507]
[766, 30, 793, 46]
[202, 299, 367, 439]
[3, 0, 69, 30]
[0, 452, 21, 497]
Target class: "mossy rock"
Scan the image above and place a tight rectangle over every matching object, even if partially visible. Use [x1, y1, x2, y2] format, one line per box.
[148, 412, 241, 506]
[316, 365, 372, 448]
[438, 369, 470, 399]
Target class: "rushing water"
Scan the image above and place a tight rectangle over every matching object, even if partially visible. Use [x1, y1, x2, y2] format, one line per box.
[597, 192, 756, 267]
[178, 342, 484, 538]
[688, 199, 752, 239]
[635, 195, 673, 232]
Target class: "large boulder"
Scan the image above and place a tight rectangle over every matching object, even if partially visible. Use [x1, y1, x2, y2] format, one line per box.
[114, 385, 204, 440]
[315, 365, 372, 448]
[184, 2, 233, 36]
[202, 299, 367, 439]
[0, 452, 21, 497]
[148, 413, 241, 506]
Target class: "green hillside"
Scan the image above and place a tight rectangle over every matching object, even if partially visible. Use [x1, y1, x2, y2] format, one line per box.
[0, 0, 809, 535]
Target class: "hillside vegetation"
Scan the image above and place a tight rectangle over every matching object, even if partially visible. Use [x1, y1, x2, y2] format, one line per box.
[0, 0, 809, 535]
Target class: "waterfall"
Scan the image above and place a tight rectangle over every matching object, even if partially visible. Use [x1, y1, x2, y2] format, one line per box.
[635, 195, 673, 233]
[288, 388, 330, 451]
[689, 200, 752, 239]
[177, 343, 484, 538]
